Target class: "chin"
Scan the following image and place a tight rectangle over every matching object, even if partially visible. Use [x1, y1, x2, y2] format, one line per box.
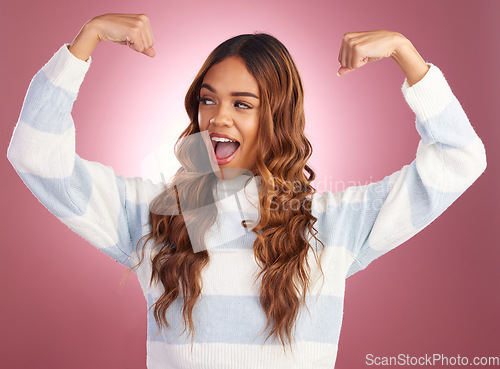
[215, 165, 255, 180]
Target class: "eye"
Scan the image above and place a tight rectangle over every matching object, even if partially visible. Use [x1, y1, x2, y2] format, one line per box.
[235, 102, 252, 109]
[197, 96, 214, 105]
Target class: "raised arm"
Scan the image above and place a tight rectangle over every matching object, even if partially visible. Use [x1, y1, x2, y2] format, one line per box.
[312, 30, 487, 277]
[6, 14, 162, 268]
[337, 29, 431, 86]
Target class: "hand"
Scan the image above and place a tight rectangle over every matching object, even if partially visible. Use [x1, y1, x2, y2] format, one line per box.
[337, 30, 407, 76]
[89, 13, 156, 57]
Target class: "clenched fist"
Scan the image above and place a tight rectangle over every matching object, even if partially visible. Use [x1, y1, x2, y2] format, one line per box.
[337, 30, 408, 76]
[90, 13, 156, 57]
[68, 13, 156, 61]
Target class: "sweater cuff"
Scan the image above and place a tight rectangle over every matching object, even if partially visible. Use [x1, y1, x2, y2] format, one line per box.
[401, 63, 453, 123]
[40, 43, 92, 94]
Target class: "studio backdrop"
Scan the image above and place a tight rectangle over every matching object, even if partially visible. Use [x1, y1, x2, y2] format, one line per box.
[1, 0, 498, 368]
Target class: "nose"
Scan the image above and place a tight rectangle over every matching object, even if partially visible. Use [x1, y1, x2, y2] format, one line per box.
[210, 104, 233, 127]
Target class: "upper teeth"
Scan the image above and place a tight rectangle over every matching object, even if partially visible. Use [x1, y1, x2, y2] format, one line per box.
[211, 137, 237, 143]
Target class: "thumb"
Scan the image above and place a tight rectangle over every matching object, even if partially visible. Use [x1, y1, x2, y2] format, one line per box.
[337, 66, 353, 76]
[143, 47, 156, 58]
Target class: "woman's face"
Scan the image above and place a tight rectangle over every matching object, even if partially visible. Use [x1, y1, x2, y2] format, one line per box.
[198, 56, 260, 176]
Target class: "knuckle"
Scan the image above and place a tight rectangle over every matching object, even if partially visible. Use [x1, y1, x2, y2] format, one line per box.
[343, 32, 352, 41]
[347, 38, 358, 47]
[138, 14, 149, 22]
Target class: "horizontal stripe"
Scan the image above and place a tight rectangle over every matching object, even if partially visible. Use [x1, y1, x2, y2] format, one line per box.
[311, 192, 367, 253]
[123, 175, 166, 210]
[203, 211, 259, 251]
[60, 212, 131, 266]
[20, 70, 77, 134]
[145, 293, 343, 345]
[197, 246, 352, 296]
[311, 184, 367, 212]
[365, 165, 414, 251]
[416, 136, 486, 193]
[406, 160, 459, 228]
[147, 340, 338, 369]
[415, 95, 477, 148]
[16, 155, 92, 218]
[8, 122, 76, 178]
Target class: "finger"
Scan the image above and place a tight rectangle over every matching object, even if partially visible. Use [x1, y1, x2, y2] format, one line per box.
[139, 29, 156, 57]
[137, 15, 153, 46]
[350, 43, 363, 70]
[128, 39, 144, 54]
[139, 30, 149, 54]
[346, 42, 354, 70]
[339, 40, 347, 70]
[143, 47, 156, 57]
[144, 30, 154, 50]
[337, 66, 353, 76]
[128, 27, 145, 53]
[342, 41, 349, 69]
[144, 18, 155, 48]
[138, 16, 155, 57]
[337, 39, 343, 65]
[341, 33, 354, 69]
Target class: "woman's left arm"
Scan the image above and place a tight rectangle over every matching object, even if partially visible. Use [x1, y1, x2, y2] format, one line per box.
[331, 30, 487, 277]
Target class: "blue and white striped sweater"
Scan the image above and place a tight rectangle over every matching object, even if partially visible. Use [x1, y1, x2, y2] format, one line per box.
[7, 43, 486, 369]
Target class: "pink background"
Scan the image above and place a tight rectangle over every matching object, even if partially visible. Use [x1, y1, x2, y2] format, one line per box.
[1, 0, 498, 368]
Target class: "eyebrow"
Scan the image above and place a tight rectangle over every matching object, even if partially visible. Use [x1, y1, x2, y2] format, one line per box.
[200, 83, 260, 99]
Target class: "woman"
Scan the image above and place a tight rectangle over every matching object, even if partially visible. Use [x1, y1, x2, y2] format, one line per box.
[7, 13, 486, 369]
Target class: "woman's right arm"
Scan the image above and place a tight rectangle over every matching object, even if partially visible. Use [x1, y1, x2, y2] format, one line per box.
[67, 22, 101, 62]
[6, 14, 162, 269]
[68, 13, 156, 62]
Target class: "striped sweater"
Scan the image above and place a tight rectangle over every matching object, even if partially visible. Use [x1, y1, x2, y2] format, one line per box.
[7, 43, 487, 369]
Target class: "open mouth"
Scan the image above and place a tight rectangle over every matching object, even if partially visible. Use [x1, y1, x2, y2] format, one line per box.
[211, 137, 241, 160]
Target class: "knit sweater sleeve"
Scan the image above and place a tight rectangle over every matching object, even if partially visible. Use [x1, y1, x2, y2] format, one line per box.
[312, 63, 487, 278]
[6, 44, 165, 269]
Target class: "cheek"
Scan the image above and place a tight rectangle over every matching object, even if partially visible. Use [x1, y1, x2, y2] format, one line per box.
[248, 118, 260, 144]
[197, 110, 206, 130]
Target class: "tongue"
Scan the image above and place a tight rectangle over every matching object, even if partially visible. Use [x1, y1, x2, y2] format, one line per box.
[215, 142, 239, 159]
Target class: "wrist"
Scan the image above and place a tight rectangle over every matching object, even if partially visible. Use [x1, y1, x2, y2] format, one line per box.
[390, 37, 430, 87]
[68, 22, 100, 62]
[390, 34, 412, 62]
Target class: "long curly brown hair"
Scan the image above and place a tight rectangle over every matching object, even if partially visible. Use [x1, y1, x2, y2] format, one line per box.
[123, 32, 326, 352]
